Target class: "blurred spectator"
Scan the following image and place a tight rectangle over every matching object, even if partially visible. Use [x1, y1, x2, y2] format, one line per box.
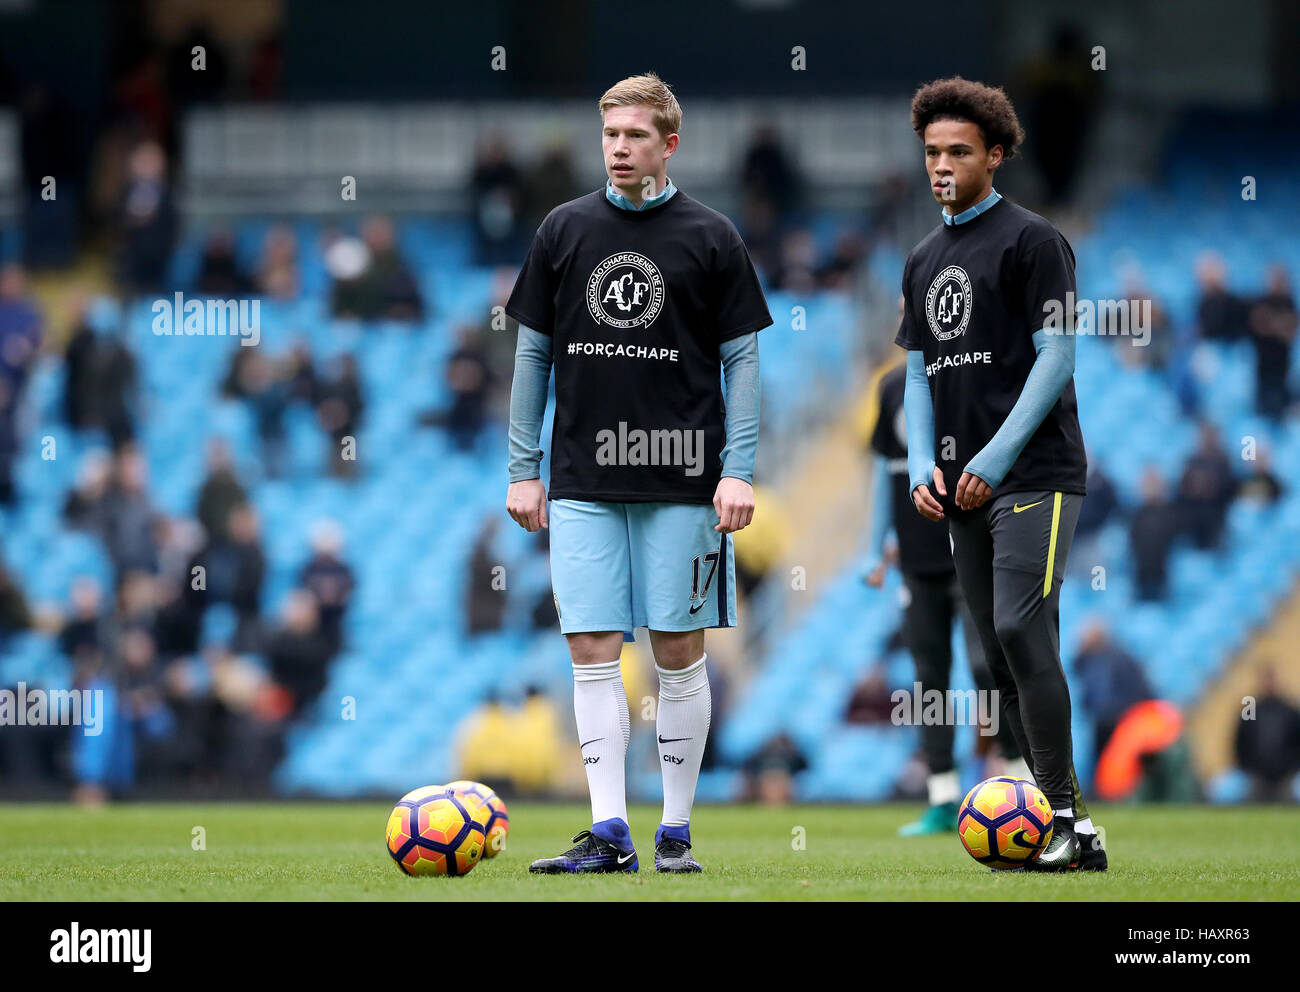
[315, 354, 364, 478]
[521, 144, 580, 233]
[70, 655, 131, 805]
[0, 264, 42, 504]
[1071, 619, 1154, 761]
[741, 732, 808, 804]
[196, 229, 253, 297]
[19, 83, 81, 267]
[417, 326, 494, 451]
[465, 517, 505, 636]
[456, 691, 516, 791]
[93, 319, 140, 451]
[512, 686, 565, 792]
[298, 519, 355, 657]
[196, 440, 248, 544]
[257, 225, 300, 301]
[817, 231, 868, 291]
[118, 141, 176, 295]
[283, 341, 319, 406]
[769, 229, 817, 293]
[738, 197, 781, 276]
[266, 589, 334, 718]
[1248, 264, 1297, 421]
[731, 483, 791, 598]
[0, 551, 34, 644]
[191, 503, 265, 651]
[457, 687, 565, 795]
[741, 124, 802, 221]
[1116, 271, 1173, 370]
[1233, 667, 1300, 802]
[100, 447, 161, 579]
[844, 664, 896, 724]
[205, 643, 290, 790]
[118, 626, 176, 784]
[63, 450, 113, 531]
[238, 351, 290, 477]
[470, 136, 526, 267]
[328, 216, 423, 321]
[1130, 466, 1178, 602]
[57, 577, 107, 665]
[1195, 253, 1249, 342]
[1076, 456, 1118, 539]
[1175, 421, 1236, 550]
[64, 299, 100, 431]
[1237, 446, 1284, 505]
[1017, 23, 1101, 206]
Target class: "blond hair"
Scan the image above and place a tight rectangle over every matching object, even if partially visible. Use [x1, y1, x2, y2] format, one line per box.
[598, 72, 682, 138]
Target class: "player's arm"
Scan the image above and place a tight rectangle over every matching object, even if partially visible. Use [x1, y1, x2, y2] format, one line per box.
[506, 324, 552, 531]
[715, 331, 760, 533]
[862, 452, 895, 587]
[957, 232, 1078, 509]
[904, 349, 946, 520]
[958, 328, 1076, 509]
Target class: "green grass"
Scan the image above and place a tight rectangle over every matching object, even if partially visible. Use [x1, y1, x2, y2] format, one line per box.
[2, 802, 1297, 901]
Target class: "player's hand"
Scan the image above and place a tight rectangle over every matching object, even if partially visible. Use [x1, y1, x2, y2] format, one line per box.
[506, 478, 548, 532]
[912, 466, 946, 521]
[714, 477, 755, 533]
[863, 562, 887, 588]
[955, 471, 992, 510]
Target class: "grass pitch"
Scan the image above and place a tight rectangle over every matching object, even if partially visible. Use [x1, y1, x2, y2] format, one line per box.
[2, 802, 1297, 901]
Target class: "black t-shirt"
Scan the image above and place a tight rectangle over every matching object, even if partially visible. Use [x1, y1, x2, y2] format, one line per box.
[894, 197, 1087, 503]
[869, 364, 954, 577]
[506, 188, 772, 503]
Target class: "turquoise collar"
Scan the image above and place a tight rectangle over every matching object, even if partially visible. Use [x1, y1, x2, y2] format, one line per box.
[606, 176, 677, 211]
[943, 187, 1001, 226]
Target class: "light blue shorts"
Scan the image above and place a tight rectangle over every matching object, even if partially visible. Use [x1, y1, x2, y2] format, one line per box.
[548, 499, 737, 638]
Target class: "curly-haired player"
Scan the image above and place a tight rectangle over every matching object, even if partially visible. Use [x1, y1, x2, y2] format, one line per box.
[896, 76, 1106, 870]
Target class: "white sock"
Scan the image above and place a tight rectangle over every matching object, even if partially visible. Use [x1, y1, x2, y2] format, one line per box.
[1075, 816, 1095, 835]
[928, 770, 960, 806]
[656, 654, 711, 828]
[573, 659, 629, 825]
[1053, 807, 1075, 821]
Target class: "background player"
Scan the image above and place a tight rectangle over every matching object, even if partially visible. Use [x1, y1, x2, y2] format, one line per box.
[504, 73, 772, 873]
[861, 321, 1027, 837]
[896, 77, 1106, 870]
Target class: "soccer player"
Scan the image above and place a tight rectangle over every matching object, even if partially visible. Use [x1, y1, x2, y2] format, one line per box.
[895, 77, 1106, 870]
[504, 73, 771, 873]
[860, 339, 1027, 837]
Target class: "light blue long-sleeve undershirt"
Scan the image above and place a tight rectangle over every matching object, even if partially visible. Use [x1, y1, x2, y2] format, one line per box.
[962, 328, 1075, 489]
[508, 324, 554, 482]
[507, 326, 761, 484]
[902, 329, 1076, 496]
[904, 350, 937, 496]
[861, 452, 895, 575]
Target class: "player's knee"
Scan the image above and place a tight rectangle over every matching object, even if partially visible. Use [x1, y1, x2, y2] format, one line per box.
[648, 629, 704, 670]
[992, 611, 1035, 661]
[566, 631, 624, 665]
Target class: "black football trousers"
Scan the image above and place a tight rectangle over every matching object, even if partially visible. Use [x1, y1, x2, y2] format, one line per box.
[947, 489, 1091, 819]
[901, 571, 1021, 776]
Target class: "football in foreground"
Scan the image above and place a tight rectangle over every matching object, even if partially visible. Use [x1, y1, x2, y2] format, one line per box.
[957, 776, 1054, 870]
[445, 780, 510, 858]
[385, 785, 489, 876]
